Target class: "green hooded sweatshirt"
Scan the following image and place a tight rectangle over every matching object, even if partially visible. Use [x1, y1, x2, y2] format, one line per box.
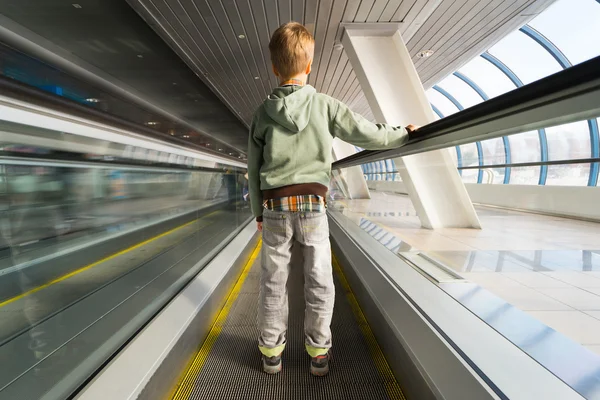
[247, 84, 409, 220]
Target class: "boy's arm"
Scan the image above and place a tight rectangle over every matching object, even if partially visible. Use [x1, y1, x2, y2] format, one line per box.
[247, 116, 264, 223]
[332, 101, 411, 150]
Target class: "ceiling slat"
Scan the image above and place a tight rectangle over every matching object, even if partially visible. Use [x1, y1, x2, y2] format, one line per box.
[291, 0, 305, 23]
[313, 0, 348, 91]
[324, 52, 349, 95]
[330, 57, 354, 99]
[317, 0, 361, 95]
[263, 0, 281, 36]
[392, 0, 423, 22]
[304, 0, 320, 34]
[201, 1, 266, 106]
[409, 0, 483, 57]
[338, 70, 360, 103]
[277, 0, 292, 25]
[366, 0, 390, 22]
[127, 0, 560, 149]
[309, 0, 334, 87]
[417, 0, 533, 82]
[354, 0, 377, 22]
[379, 0, 409, 22]
[221, 0, 272, 97]
[248, 0, 279, 89]
[420, 0, 556, 88]
[175, 0, 256, 114]
[144, 0, 249, 117]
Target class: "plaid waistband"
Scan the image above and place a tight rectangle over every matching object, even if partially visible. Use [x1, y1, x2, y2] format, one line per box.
[263, 195, 326, 213]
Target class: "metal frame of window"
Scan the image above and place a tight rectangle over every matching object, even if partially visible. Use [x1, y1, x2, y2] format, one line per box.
[480, 52, 549, 185]
[432, 85, 484, 184]
[361, 20, 600, 187]
[520, 24, 600, 186]
[453, 71, 512, 184]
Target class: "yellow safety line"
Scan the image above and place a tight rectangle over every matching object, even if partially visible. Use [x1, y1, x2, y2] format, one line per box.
[332, 254, 407, 400]
[0, 213, 216, 309]
[172, 240, 261, 400]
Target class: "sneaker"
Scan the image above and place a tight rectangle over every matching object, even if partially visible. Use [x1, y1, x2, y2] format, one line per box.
[310, 352, 330, 376]
[262, 354, 282, 374]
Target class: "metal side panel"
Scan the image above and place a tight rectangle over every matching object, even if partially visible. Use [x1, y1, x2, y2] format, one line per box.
[329, 238, 438, 400]
[75, 222, 259, 400]
[327, 211, 585, 400]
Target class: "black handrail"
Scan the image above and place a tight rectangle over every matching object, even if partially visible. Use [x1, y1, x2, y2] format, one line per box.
[332, 55, 600, 170]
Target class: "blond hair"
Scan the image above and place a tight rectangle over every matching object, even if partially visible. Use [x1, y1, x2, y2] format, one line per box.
[269, 22, 315, 81]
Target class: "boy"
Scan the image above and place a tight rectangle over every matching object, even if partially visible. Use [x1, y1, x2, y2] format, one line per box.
[247, 22, 416, 377]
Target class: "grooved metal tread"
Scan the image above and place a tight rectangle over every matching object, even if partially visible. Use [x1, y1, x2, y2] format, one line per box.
[181, 247, 402, 400]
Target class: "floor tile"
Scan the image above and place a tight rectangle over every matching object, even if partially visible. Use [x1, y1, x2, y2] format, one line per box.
[585, 288, 600, 296]
[460, 272, 524, 288]
[526, 311, 600, 345]
[542, 272, 600, 288]
[584, 311, 600, 321]
[501, 272, 572, 288]
[535, 287, 600, 310]
[343, 192, 600, 254]
[482, 285, 572, 311]
[585, 345, 600, 356]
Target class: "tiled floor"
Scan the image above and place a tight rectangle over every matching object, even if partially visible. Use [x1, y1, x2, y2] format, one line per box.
[332, 191, 600, 355]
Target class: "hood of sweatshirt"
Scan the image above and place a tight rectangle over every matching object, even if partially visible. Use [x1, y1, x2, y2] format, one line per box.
[263, 84, 316, 132]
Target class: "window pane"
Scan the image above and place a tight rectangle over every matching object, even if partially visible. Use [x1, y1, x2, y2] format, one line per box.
[488, 30, 562, 85]
[461, 168, 479, 184]
[480, 167, 506, 185]
[546, 121, 591, 161]
[458, 57, 516, 98]
[529, 0, 600, 66]
[511, 166, 541, 185]
[460, 142, 479, 166]
[449, 147, 458, 166]
[509, 131, 541, 163]
[546, 164, 590, 186]
[437, 75, 484, 109]
[480, 137, 506, 165]
[427, 89, 460, 116]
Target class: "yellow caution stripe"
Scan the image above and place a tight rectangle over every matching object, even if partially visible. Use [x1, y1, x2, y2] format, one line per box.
[0, 214, 214, 309]
[171, 239, 261, 400]
[332, 254, 407, 400]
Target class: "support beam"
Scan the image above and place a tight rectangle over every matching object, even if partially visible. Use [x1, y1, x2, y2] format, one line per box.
[341, 23, 481, 229]
[331, 139, 371, 199]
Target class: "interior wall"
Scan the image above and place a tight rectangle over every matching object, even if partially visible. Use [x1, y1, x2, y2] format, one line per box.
[366, 180, 600, 222]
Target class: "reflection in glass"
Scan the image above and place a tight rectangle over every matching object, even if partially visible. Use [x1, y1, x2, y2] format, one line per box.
[529, 0, 600, 66]
[480, 137, 506, 166]
[427, 90, 460, 116]
[478, 168, 506, 185]
[545, 121, 591, 161]
[546, 164, 590, 186]
[488, 30, 562, 85]
[509, 132, 541, 163]
[460, 142, 479, 167]
[510, 166, 541, 185]
[458, 56, 516, 98]
[0, 147, 251, 398]
[437, 75, 483, 109]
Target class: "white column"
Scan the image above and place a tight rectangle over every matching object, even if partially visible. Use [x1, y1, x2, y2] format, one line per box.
[331, 138, 371, 200]
[341, 24, 481, 229]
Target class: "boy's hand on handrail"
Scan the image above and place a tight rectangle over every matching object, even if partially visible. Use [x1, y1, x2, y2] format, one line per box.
[406, 124, 419, 133]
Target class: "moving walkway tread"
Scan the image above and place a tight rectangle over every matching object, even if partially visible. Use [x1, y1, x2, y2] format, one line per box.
[173, 243, 405, 400]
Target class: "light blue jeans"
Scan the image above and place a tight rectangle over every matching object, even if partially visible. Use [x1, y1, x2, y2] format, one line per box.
[258, 209, 334, 358]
